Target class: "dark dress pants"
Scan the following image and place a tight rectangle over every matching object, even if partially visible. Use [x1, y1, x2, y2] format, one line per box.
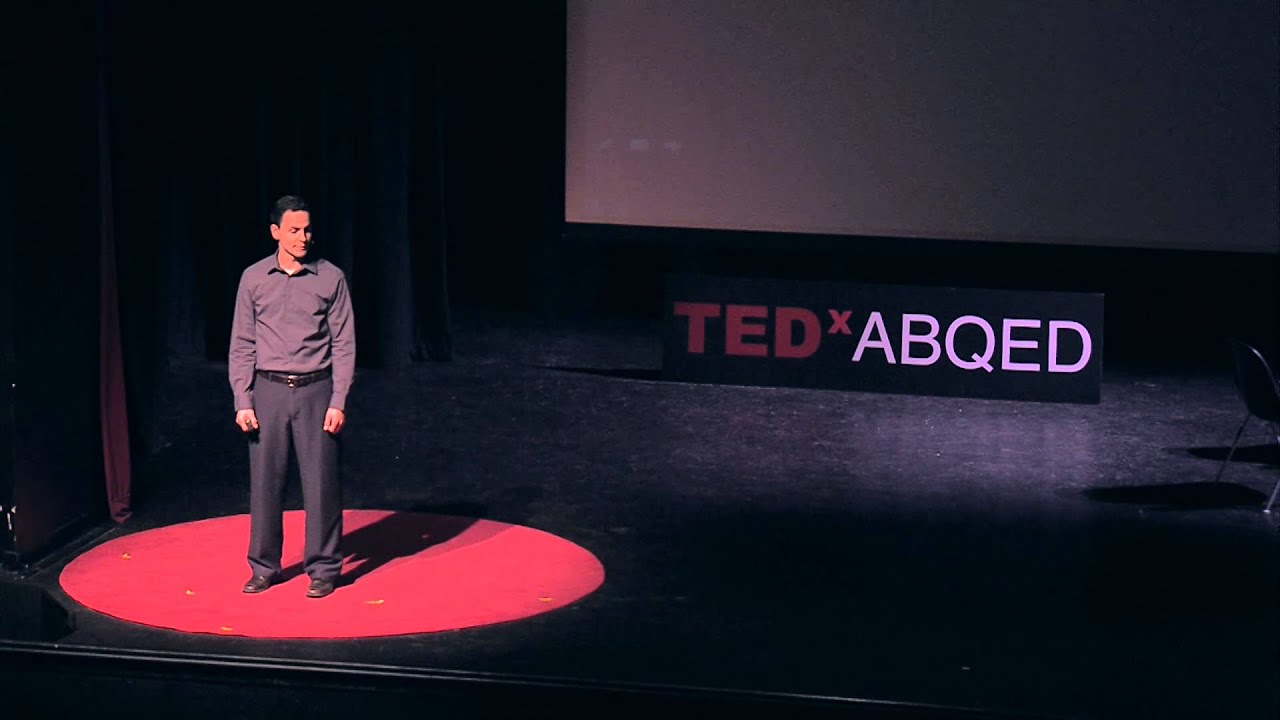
[247, 375, 343, 582]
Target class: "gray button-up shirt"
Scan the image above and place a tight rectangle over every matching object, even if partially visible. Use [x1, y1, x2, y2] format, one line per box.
[228, 253, 356, 412]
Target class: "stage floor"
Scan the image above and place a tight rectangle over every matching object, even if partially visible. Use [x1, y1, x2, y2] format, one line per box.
[5, 309, 1279, 719]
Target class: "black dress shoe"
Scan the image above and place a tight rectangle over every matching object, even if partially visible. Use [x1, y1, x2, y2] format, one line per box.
[306, 577, 335, 599]
[242, 575, 275, 594]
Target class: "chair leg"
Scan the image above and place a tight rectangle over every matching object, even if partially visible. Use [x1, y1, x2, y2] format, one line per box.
[1215, 413, 1251, 483]
[1265, 427, 1280, 514]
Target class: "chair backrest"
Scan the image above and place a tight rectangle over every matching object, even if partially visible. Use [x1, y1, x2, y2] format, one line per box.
[1229, 339, 1280, 422]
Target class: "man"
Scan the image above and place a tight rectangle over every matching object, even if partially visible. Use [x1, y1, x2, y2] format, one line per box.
[228, 195, 356, 599]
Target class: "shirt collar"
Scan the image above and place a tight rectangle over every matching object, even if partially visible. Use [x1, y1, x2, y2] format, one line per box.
[266, 254, 320, 276]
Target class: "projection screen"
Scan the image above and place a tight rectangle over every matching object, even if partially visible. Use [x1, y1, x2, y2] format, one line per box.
[565, 0, 1278, 253]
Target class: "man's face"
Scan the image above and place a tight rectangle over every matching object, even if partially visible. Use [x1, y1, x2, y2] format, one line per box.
[271, 210, 312, 261]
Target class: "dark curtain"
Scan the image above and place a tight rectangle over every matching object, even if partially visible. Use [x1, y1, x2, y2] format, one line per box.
[2, 3, 104, 559]
[0, 0, 565, 554]
[104, 1, 456, 456]
[0, 0, 15, 558]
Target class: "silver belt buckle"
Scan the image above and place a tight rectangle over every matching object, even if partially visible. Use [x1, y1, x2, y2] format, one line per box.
[285, 374, 299, 389]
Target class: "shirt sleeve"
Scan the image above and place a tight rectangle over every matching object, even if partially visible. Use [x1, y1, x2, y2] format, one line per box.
[228, 271, 257, 411]
[327, 272, 356, 411]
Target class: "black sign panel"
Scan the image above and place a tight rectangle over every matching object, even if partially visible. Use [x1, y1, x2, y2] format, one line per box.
[663, 275, 1104, 404]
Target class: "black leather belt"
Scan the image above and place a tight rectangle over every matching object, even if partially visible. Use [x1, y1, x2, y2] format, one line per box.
[256, 367, 332, 389]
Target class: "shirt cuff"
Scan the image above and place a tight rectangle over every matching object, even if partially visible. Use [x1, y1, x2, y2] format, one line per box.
[329, 391, 348, 413]
[234, 392, 254, 411]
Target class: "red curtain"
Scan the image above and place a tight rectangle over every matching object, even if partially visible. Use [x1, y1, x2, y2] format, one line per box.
[97, 0, 131, 523]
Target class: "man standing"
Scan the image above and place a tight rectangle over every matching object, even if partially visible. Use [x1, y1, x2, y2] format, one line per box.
[228, 195, 356, 599]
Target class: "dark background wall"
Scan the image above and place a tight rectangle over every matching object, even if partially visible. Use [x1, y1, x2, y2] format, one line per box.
[549, 225, 1278, 371]
[0, 1, 1276, 563]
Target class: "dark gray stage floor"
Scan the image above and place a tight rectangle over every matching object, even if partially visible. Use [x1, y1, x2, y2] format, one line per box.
[10, 310, 1280, 719]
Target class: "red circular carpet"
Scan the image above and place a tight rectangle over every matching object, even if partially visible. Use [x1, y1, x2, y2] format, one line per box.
[59, 510, 606, 639]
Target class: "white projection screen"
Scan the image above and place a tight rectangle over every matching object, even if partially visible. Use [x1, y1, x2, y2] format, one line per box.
[565, 1, 1279, 253]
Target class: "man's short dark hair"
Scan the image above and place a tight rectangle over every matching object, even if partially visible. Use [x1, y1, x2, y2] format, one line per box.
[270, 195, 309, 226]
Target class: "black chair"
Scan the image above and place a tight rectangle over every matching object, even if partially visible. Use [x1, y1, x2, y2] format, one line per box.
[1216, 340, 1280, 513]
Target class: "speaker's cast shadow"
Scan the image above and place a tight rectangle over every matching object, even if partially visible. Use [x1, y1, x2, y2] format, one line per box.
[280, 507, 482, 587]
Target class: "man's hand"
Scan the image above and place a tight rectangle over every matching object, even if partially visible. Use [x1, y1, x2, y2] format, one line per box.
[323, 407, 346, 434]
[235, 409, 259, 432]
